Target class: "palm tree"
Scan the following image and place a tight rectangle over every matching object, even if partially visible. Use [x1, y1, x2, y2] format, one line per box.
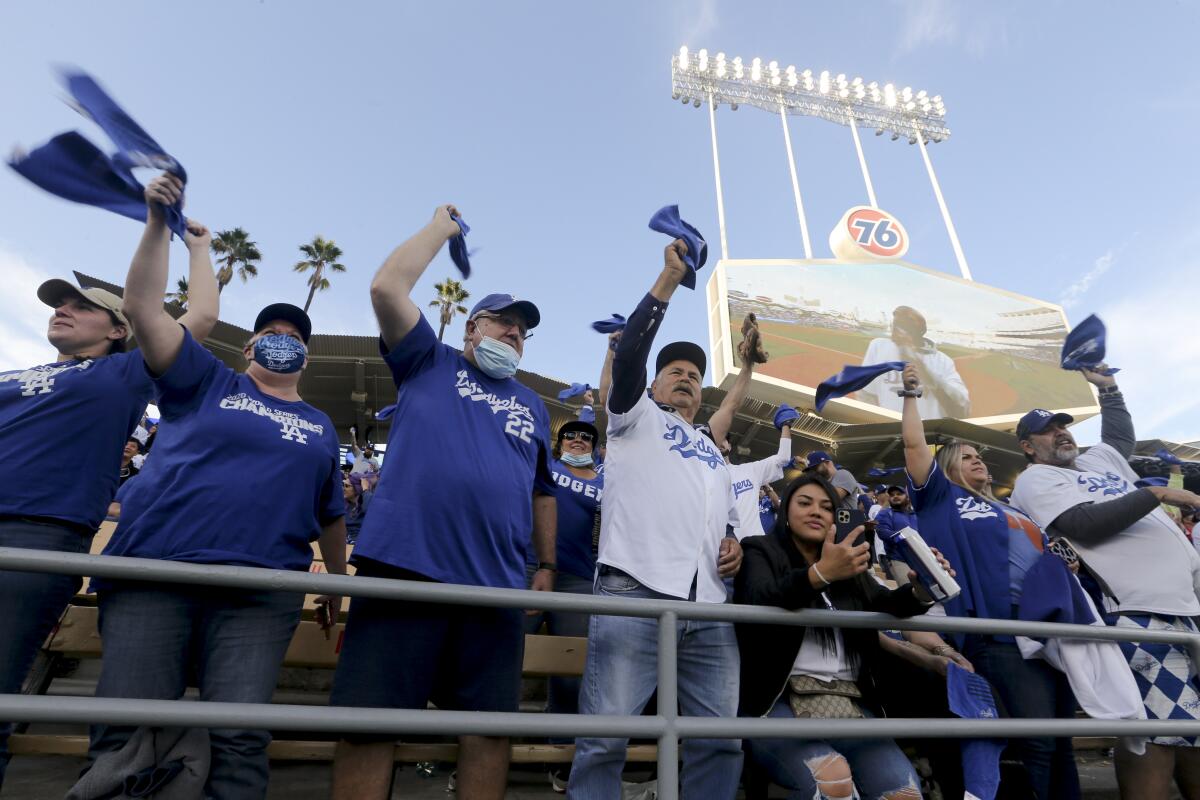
[294, 236, 346, 313]
[210, 227, 262, 294]
[165, 276, 189, 309]
[428, 278, 471, 341]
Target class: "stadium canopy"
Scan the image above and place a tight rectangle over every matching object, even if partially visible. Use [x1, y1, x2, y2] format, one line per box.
[77, 272, 1200, 495]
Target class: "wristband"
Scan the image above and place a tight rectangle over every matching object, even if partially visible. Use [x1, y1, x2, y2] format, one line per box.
[536, 562, 558, 573]
[1097, 385, 1121, 396]
[810, 563, 831, 587]
[896, 388, 923, 398]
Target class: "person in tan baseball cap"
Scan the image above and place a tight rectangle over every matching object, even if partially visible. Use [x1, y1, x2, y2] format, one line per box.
[36, 279, 132, 358]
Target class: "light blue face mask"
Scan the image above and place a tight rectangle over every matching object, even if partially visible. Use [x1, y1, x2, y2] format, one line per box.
[474, 335, 520, 379]
[252, 334, 306, 374]
[561, 452, 593, 467]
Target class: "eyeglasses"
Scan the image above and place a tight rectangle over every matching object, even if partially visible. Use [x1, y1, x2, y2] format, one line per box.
[561, 430, 595, 443]
[473, 313, 533, 341]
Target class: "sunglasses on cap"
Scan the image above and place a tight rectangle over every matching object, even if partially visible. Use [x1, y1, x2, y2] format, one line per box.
[562, 430, 595, 443]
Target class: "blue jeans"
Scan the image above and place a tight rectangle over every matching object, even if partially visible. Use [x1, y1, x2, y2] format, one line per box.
[745, 700, 920, 799]
[963, 637, 1081, 800]
[0, 518, 90, 790]
[567, 567, 742, 800]
[89, 581, 303, 800]
[524, 567, 593, 746]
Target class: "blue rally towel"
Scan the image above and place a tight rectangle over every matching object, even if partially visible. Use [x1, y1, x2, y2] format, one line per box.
[591, 313, 627, 334]
[1018, 551, 1098, 629]
[448, 215, 472, 278]
[375, 403, 397, 421]
[866, 466, 905, 478]
[578, 406, 596, 424]
[1061, 314, 1119, 376]
[1156, 448, 1184, 466]
[648, 205, 707, 290]
[1135, 476, 1169, 489]
[815, 362, 906, 411]
[947, 663, 1004, 800]
[9, 69, 187, 237]
[557, 382, 591, 402]
[773, 403, 800, 430]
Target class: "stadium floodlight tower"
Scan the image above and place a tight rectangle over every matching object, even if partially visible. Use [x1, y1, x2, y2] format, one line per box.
[671, 46, 972, 281]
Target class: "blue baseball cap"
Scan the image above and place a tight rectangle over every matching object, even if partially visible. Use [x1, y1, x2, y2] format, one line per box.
[873, 484, 887, 493]
[805, 451, 833, 470]
[468, 293, 541, 330]
[254, 302, 312, 343]
[1016, 408, 1074, 441]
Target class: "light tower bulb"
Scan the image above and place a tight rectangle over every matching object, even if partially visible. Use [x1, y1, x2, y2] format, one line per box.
[905, 100, 916, 110]
[732, 56, 743, 79]
[819, 70, 830, 94]
[698, 49, 708, 71]
[884, 83, 897, 108]
[785, 65, 797, 87]
[901, 86, 913, 101]
[838, 88, 849, 98]
[751, 57, 762, 81]
[679, 46, 689, 70]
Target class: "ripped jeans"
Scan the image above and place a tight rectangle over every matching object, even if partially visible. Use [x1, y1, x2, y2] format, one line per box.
[744, 700, 920, 800]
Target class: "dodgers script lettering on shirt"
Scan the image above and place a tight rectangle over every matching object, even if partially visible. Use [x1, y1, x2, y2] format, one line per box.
[455, 369, 536, 443]
[733, 478, 756, 498]
[0, 361, 93, 396]
[1079, 472, 1129, 497]
[218, 392, 325, 444]
[663, 422, 724, 469]
[955, 495, 998, 522]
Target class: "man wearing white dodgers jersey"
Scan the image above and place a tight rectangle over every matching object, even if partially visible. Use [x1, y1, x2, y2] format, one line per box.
[568, 239, 744, 800]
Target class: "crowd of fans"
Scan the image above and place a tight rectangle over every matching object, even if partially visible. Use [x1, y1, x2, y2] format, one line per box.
[3, 178, 1200, 800]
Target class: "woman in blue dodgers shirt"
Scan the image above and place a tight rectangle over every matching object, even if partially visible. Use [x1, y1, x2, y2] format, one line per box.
[898, 363, 1080, 799]
[0, 173, 218, 789]
[87, 175, 347, 800]
[525, 418, 602, 792]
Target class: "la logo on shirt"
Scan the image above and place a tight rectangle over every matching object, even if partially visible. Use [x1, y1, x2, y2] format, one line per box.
[0, 360, 93, 396]
[218, 392, 325, 445]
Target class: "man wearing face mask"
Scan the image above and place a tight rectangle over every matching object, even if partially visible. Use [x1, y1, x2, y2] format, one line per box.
[89, 169, 346, 800]
[330, 205, 557, 800]
[568, 240, 744, 800]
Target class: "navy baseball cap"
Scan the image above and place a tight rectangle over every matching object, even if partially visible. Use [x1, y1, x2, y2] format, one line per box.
[805, 451, 833, 470]
[886, 485, 906, 494]
[655, 341, 706, 377]
[254, 303, 312, 343]
[557, 419, 599, 442]
[468, 293, 541, 330]
[1016, 408, 1075, 441]
[873, 484, 887, 493]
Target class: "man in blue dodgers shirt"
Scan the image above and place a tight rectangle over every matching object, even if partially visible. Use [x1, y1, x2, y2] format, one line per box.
[329, 204, 557, 800]
[569, 239, 744, 800]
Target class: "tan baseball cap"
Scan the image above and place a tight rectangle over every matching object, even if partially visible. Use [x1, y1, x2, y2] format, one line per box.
[37, 279, 131, 340]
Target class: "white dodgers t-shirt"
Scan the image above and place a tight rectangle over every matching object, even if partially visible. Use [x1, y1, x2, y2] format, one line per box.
[728, 436, 791, 541]
[858, 338, 969, 418]
[1011, 443, 1200, 616]
[599, 392, 739, 603]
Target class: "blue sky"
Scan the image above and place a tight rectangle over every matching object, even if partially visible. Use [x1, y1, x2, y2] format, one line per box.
[2, 1, 1197, 443]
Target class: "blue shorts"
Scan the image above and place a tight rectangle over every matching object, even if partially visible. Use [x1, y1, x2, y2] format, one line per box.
[330, 559, 523, 737]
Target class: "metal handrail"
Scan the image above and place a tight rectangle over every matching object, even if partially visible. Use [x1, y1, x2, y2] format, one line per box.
[4, 547, 1198, 800]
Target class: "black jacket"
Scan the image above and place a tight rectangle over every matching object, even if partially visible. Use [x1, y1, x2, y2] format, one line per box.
[733, 530, 930, 718]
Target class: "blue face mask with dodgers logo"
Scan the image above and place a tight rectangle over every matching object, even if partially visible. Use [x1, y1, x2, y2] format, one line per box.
[252, 334, 306, 374]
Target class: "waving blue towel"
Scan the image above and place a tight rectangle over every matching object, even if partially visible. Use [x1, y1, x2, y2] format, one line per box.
[648, 205, 708, 290]
[815, 362, 906, 411]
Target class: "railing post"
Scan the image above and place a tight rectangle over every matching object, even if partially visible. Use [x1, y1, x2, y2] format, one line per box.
[657, 610, 679, 800]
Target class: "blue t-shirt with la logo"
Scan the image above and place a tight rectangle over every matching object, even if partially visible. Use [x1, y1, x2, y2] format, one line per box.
[0, 351, 152, 529]
[353, 316, 556, 589]
[102, 330, 344, 572]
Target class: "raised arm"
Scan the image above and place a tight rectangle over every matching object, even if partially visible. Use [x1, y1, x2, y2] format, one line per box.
[596, 331, 620, 418]
[123, 175, 215, 375]
[608, 241, 689, 415]
[1083, 368, 1135, 458]
[176, 218, 218, 342]
[707, 344, 754, 448]
[900, 363, 934, 485]
[370, 205, 462, 350]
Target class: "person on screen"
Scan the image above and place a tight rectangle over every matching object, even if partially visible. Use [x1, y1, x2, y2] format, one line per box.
[858, 306, 970, 419]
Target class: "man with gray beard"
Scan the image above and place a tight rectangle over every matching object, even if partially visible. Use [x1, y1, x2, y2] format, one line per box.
[1011, 366, 1200, 800]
